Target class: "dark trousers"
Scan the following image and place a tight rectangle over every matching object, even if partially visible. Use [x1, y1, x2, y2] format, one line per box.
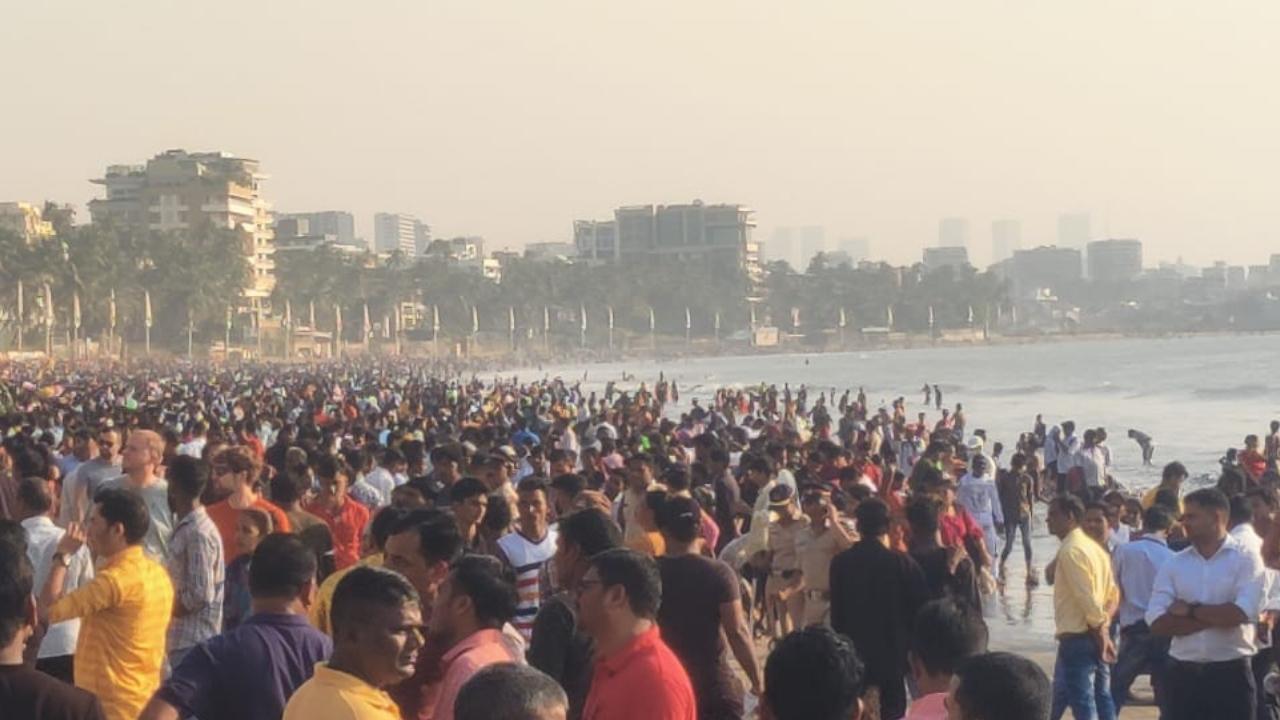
[1110, 622, 1169, 716]
[1000, 516, 1033, 567]
[35, 654, 74, 684]
[1166, 657, 1255, 720]
[1253, 644, 1278, 720]
[869, 669, 907, 720]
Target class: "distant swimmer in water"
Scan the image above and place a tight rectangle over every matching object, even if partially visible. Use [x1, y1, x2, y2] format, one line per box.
[1128, 428, 1155, 465]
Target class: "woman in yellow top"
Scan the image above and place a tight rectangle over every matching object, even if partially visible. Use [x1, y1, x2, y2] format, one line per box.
[625, 488, 668, 557]
[1140, 461, 1186, 515]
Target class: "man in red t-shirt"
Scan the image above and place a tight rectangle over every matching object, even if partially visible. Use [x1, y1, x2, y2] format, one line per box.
[305, 455, 369, 569]
[579, 549, 695, 720]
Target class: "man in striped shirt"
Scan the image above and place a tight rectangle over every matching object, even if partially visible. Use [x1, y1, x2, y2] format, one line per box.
[497, 477, 558, 642]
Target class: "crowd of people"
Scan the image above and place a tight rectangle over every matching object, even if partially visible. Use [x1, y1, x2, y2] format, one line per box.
[0, 358, 1277, 719]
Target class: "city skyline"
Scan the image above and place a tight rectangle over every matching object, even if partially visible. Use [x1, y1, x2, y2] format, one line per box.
[3, 1, 1279, 267]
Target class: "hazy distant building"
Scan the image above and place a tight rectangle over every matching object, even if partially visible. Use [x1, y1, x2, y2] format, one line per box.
[1010, 246, 1082, 297]
[837, 236, 870, 264]
[1057, 213, 1092, 248]
[1227, 265, 1247, 289]
[373, 213, 424, 255]
[88, 149, 275, 307]
[525, 242, 576, 262]
[767, 226, 795, 266]
[1248, 265, 1272, 289]
[922, 246, 970, 272]
[1086, 238, 1142, 283]
[574, 220, 618, 262]
[0, 202, 55, 243]
[580, 200, 760, 278]
[938, 217, 969, 248]
[799, 226, 826, 269]
[276, 211, 357, 247]
[990, 219, 1021, 264]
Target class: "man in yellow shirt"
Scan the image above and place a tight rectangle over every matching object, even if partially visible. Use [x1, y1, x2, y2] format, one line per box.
[1046, 495, 1119, 720]
[40, 487, 175, 720]
[285, 566, 424, 720]
[1141, 461, 1187, 515]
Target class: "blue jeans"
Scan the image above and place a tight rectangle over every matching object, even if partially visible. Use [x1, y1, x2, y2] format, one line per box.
[1051, 634, 1116, 720]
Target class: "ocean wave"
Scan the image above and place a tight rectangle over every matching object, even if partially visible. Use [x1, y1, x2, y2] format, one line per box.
[1192, 384, 1270, 398]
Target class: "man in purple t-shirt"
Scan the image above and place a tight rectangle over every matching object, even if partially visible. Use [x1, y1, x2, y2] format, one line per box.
[138, 535, 331, 720]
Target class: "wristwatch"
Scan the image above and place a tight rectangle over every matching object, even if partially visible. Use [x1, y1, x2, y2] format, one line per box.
[52, 552, 72, 568]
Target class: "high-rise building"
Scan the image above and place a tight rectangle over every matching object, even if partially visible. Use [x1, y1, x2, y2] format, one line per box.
[767, 226, 796, 266]
[1086, 239, 1143, 283]
[1010, 246, 1082, 297]
[938, 217, 969, 248]
[922, 246, 970, 272]
[0, 202, 55, 243]
[373, 213, 423, 255]
[990, 220, 1022, 264]
[799, 226, 826, 269]
[574, 220, 618, 262]
[838, 236, 870, 264]
[1057, 212, 1091, 248]
[275, 211, 358, 248]
[579, 200, 759, 277]
[88, 149, 275, 307]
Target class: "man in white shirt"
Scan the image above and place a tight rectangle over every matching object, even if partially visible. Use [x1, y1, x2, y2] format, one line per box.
[1227, 493, 1280, 720]
[1148, 488, 1266, 720]
[1110, 505, 1175, 714]
[364, 448, 408, 507]
[16, 477, 93, 683]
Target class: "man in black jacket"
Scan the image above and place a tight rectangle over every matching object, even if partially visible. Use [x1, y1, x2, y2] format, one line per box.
[830, 498, 929, 720]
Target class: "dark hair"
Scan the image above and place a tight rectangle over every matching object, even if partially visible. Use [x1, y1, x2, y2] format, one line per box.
[912, 599, 988, 676]
[590, 548, 662, 618]
[661, 464, 691, 492]
[250, 533, 318, 599]
[390, 509, 464, 565]
[549, 473, 587, 499]
[0, 519, 25, 555]
[1142, 505, 1174, 533]
[454, 662, 568, 720]
[331, 565, 420, 638]
[516, 477, 549, 497]
[381, 448, 406, 467]
[370, 506, 409, 551]
[905, 495, 942, 536]
[1185, 487, 1230, 515]
[854, 498, 891, 537]
[0, 547, 34, 647]
[92, 487, 151, 544]
[558, 508, 622, 558]
[314, 453, 350, 482]
[16, 477, 52, 516]
[656, 495, 702, 544]
[481, 492, 513, 534]
[1248, 487, 1279, 510]
[1229, 493, 1252, 527]
[953, 652, 1050, 720]
[1162, 461, 1188, 483]
[448, 555, 519, 628]
[430, 444, 463, 466]
[1153, 488, 1180, 513]
[167, 455, 209, 501]
[763, 626, 865, 720]
[643, 488, 668, 516]
[1048, 495, 1084, 522]
[449, 477, 489, 504]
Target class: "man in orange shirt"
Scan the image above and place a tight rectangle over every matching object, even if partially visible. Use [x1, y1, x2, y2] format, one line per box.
[578, 549, 695, 720]
[307, 455, 370, 570]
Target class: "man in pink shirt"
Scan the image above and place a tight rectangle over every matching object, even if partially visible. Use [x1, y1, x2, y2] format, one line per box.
[904, 599, 988, 720]
[427, 555, 522, 720]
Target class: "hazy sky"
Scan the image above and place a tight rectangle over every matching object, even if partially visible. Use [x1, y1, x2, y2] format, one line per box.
[4, 1, 1279, 267]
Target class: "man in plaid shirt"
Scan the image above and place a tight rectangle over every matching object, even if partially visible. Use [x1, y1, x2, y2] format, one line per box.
[165, 456, 225, 669]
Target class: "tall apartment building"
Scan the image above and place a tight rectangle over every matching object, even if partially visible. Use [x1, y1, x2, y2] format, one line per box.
[990, 219, 1022, 264]
[275, 211, 358, 247]
[577, 201, 760, 279]
[373, 213, 423, 255]
[1086, 238, 1143, 283]
[88, 149, 275, 307]
[0, 202, 55, 243]
[1010, 246, 1083, 298]
[922, 246, 970, 272]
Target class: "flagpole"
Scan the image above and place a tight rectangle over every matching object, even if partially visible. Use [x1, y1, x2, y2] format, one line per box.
[15, 280, 22, 353]
[44, 283, 53, 357]
[186, 307, 193, 360]
[649, 306, 656, 353]
[607, 306, 614, 352]
[225, 306, 232, 360]
[143, 290, 152, 356]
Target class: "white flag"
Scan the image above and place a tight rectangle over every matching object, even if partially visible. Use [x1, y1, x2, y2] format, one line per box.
[143, 290, 152, 329]
[284, 299, 292, 328]
[508, 306, 516, 333]
[108, 289, 116, 330]
[309, 300, 316, 329]
[838, 307, 846, 328]
[928, 305, 935, 327]
[16, 280, 23, 325]
[649, 306, 655, 331]
[685, 307, 691, 330]
[580, 304, 587, 332]
[72, 292, 81, 330]
[886, 305, 894, 329]
[607, 306, 614, 330]
[44, 284, 54, 326]
[363, 302, 371, 339]
[433, 305, 441, 334]
[471, 305, 478, 334]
